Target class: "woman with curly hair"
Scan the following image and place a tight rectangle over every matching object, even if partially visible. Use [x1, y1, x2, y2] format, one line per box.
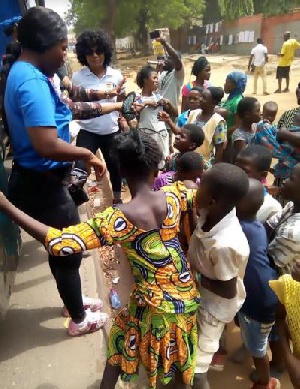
[73, 30, 124, 204]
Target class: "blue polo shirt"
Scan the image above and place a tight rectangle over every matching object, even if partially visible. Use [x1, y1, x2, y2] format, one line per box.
[240, 220, 278, 323]
[4, 61, 72, 171]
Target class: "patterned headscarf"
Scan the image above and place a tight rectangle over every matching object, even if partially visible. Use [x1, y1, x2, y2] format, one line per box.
[227, 71, 247, 99]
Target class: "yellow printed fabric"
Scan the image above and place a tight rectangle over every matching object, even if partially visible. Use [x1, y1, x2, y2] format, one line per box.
[45, 184, 200, 388]
[279, 39, 300, 67]
[269, 275, 300, 358]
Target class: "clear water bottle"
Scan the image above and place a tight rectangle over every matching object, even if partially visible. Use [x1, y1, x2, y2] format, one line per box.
[110, 288, 121, 309]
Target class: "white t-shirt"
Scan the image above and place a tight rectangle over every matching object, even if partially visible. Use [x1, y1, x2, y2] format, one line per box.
[72, 66, 123, 135]
[267, 202, 300, 275]
[137, 93, 169, 167]
[188, 208, 249, 323]
[251, 44, 268, 67]
[158, 67, 185, 109]
[257, 193, 282, 222]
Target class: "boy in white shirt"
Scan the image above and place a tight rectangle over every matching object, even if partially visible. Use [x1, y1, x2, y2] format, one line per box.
[235, 145, 282, 222]
[188, 163, 250, 389]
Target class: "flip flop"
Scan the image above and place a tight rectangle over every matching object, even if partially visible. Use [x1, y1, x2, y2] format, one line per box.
[122, 91, 136, 121]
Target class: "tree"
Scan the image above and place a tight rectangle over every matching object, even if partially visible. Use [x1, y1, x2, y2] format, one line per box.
[68, 0, 205, 49]
[262, 0, 300, 16]
[218, 0, 254, 20]
[203, 0, 222, 23]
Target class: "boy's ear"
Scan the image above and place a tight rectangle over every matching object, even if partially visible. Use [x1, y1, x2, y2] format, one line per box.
[189, 142, 197, 150]
[261, 170, 268, 179]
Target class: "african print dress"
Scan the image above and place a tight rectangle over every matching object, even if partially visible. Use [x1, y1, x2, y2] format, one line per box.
[44, 184, 200, 388]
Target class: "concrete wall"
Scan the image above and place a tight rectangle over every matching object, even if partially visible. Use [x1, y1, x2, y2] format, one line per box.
[221, 14, 263, 55]
[262, 11, 300, 54]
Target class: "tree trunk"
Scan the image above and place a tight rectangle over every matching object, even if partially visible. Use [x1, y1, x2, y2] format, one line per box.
[135, 5, 150, 55]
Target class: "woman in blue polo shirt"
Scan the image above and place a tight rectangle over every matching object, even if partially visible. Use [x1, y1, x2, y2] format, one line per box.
[2, 7, 109, 336]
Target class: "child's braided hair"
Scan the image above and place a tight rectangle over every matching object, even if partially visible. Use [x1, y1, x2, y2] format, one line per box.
[114, 130, 163, 176]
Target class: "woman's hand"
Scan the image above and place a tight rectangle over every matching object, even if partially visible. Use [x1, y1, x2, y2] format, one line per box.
[84, 153, 107, 181]
[109, 78, 126, 99]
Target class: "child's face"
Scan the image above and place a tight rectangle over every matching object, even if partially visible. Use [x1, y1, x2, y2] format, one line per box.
[263, 107, 278, 124]
[174, 128, 193, 152]
[235, 156, 265, 181]
[281, 164, 300, 202]
[188, 90, 202, 110]
[249, 102, 261, 124]
[224, 77, 236, 94]
[196, 173, 213, 210]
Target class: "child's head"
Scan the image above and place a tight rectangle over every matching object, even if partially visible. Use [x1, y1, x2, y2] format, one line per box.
[281, 163, 300, 204]
[174, 124, 204, 153]
[236, 178, 264, 220]
[197, 163, 249, 212]
[187, 87, 203, 110]
[115, 130, 162, 180]
[200, 87, 224, 112]
[174, 151, 204, 183]
[136, 65, 158, 91]
[237, 97, 261, 124]
[236, 145, 272, 181]
[263, 101, 278, 124]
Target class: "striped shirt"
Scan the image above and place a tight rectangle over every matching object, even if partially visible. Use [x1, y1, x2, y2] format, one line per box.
[278, 108, 300, 129]
[267, 202, 300, 275]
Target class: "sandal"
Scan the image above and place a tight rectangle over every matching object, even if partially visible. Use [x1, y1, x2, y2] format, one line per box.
[122, 91, 136, 121]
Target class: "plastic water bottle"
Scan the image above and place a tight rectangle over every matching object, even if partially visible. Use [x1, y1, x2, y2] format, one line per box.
[110, 288, 121, 309]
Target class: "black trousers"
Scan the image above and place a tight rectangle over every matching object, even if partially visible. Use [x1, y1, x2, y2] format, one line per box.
[75, 130, 121, 195]
[8, 164, 85, 321]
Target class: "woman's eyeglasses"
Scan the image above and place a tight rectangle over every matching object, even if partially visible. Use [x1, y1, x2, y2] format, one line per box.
[86, 48, 104, 56]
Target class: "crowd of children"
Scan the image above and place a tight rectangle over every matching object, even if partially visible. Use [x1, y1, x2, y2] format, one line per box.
[1, 7, 300, 389]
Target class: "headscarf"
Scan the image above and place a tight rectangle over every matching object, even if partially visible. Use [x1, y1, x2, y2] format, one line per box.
[227, 71, 247, 99]
[192, 56, 210, 76]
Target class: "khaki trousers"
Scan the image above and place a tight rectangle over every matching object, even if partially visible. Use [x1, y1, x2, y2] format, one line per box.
[254, 65, 267, 94]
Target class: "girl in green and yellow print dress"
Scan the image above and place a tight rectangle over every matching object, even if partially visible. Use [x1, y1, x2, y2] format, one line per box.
[0, 130, 200, 389]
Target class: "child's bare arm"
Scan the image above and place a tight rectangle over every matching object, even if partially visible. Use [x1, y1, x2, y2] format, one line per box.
[201, 275, 237, 299]
[0, 192, 49, 243]
[157, 111, 181, 135]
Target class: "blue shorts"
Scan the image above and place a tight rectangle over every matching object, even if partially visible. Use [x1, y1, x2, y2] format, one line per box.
[238, 312, 274, 358]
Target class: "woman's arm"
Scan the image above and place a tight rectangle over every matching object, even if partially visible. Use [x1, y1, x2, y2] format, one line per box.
[27, 127, 106, 180]
[63, 78, 126, 102]
[278, 128, 300, 147]
[214, 143, 224, 163]
[68, 100, 123, 120]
